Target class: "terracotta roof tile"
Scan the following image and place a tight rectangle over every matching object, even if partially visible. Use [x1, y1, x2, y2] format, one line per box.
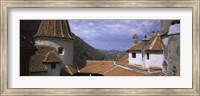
[79, 60, 162, 76]
[104, 66, 146, 76]
[116, 54, 129, 67]
[80, 60, 113, 74]
[144, 35, 163, 51]
[127, 42, 142, 51]
[127, 33, 163, 52]
[104, 65, 163, 76]
[30, 46, 61, 72]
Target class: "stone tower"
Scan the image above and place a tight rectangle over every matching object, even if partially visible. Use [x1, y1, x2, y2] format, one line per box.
[160, 20, 180, 76]
[34, 20, 74, 73]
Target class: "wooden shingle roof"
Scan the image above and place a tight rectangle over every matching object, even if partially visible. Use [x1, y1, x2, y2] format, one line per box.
[65, 65, 78, 75]
[30, 46, 61, 72]
[43, 51, 62, 63]
[34, 20, 74, 39]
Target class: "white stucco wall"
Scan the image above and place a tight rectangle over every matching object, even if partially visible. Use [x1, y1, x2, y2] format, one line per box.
[128, 52, 143, 66]
[168, 24, 180, 35]
[128, 52, 163, 68]
[35, 38, 74, 69]
[46, 64, 61, 76]
[144, 53, 164, 68]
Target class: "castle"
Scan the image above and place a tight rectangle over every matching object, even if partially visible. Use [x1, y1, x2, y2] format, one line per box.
[30, 20, 77, 76]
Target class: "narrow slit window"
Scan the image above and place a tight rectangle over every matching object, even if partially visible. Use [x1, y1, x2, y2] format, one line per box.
[132, 53, 136, 58]
[147, 53, 149, 59]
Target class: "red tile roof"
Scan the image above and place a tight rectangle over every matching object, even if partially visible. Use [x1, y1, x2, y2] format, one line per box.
[127, 42, 143, 51]
[104, 66, 146, 76]
[144, 35, 163, 51]
[80, 60, 114, 74]
[79, 60, 162, 76]
[116, 54, 129, 67]
[34, 20, 74, 40]
[127, 33, 163, 52]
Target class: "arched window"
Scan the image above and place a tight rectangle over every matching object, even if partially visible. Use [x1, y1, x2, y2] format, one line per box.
[58, 47, 64, 55]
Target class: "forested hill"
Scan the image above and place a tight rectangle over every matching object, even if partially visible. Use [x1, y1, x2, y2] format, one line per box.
[72, 32, 106, 61]
[20, 20, 125, 63]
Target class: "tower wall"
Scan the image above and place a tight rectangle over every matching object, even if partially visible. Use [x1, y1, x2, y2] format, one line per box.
[35, 38, 74, 68]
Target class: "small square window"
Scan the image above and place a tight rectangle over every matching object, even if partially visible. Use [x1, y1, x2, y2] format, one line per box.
[58, 47, 64, 55]
[51, 63, 56, 69]
[132, 53, 136, 58]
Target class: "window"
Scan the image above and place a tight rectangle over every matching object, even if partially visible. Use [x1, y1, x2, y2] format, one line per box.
[51, 63, 56, 69]
[58, 47, 64, 55]
[147, 53, 149, 59]
[132, 53, 136, 58]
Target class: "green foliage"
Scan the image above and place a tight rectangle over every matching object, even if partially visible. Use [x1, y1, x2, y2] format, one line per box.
[72, 33, 106, 61]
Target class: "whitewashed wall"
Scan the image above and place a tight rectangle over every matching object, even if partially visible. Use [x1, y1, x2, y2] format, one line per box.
[168, 24, 180, 35]
[145, 53, 164, 68]
[30, 64, 61, 76]
[128, 52, 143, 66]
[35, 38, 74, 69]
[46, 64, 61, 76]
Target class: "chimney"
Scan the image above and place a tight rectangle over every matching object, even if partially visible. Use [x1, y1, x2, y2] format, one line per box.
[142, 35, 149, 49]
[132, 34, 138, 46]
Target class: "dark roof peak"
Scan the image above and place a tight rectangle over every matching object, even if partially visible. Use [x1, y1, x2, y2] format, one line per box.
[34, 20, 74, 40]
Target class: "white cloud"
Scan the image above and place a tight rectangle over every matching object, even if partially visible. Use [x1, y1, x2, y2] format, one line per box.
[68, 20, 160, 51]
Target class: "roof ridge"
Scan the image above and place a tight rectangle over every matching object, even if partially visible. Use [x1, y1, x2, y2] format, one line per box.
[65, 21, 73, 39]
[34, 21, 43, 37]
[43, 50, 61, 63]
[103, 65, 118, 75]
[43, 51, 51, 62]
[65, 65, 73, 75]
[97, 64, 115, 73]
[149, 35, 158, 49]
[60, 20, 65, 37]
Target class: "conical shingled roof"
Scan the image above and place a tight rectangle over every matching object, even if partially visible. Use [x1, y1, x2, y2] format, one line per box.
[34, 20, 74, 39]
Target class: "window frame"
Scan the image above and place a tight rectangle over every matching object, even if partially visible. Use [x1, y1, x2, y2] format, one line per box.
[58, 47, 64, 55]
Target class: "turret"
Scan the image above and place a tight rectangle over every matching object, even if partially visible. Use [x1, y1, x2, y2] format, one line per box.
[34, 20, 75, 75]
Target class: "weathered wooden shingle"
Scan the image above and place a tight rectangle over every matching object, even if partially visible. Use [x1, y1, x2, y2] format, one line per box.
[30, 46, 61, 72]
[34, 20, 74, 39]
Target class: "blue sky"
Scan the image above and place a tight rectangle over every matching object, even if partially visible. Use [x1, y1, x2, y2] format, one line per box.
[68, 20, 160, 51]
